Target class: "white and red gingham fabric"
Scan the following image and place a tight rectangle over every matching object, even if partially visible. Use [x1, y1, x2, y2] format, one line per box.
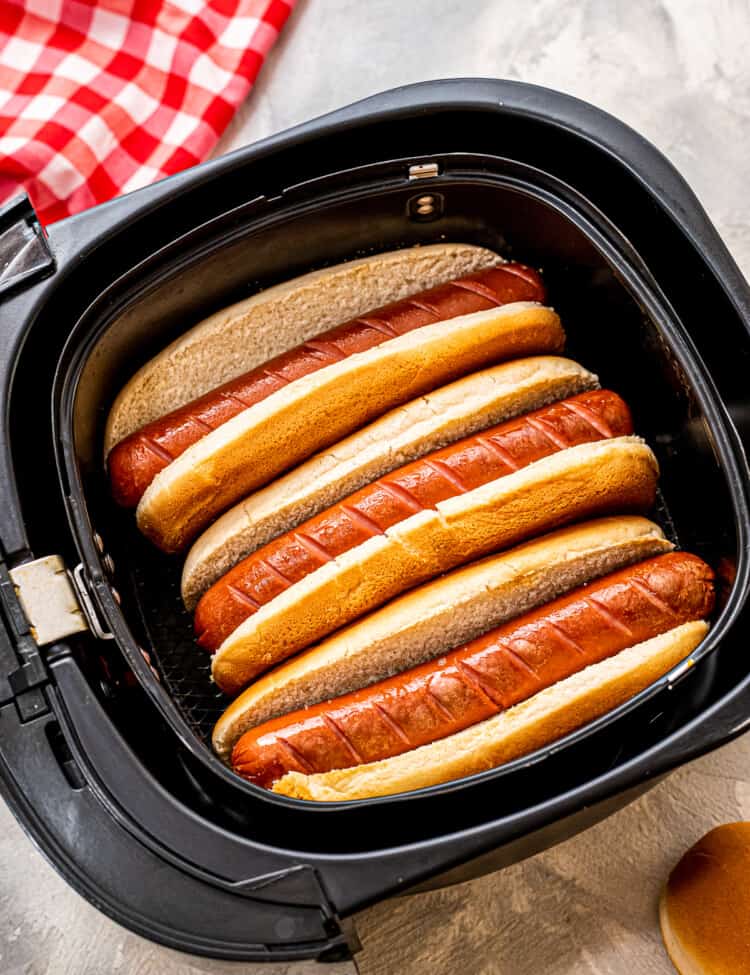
[0, 0, 295, 225]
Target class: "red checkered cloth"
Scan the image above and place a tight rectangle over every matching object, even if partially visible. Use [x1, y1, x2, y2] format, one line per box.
[0, 0, 295, 224]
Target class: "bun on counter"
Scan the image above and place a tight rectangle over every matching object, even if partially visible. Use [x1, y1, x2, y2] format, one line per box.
[660, 822, 750, 975]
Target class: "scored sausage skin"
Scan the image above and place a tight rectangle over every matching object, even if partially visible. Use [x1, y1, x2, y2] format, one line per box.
[231, 552, 715, 788]
[194, 389, 633, 652]
[108, 263, 546, 508]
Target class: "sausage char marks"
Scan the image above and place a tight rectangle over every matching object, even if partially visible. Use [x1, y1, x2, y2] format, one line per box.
[231, 552, 714, 788]
[194, 389, 632, 652]
[108, 263, 545, 508]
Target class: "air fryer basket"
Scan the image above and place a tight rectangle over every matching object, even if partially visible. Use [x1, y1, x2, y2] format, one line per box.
[2, 81, 750, 961]
[52, 148, 746, 818]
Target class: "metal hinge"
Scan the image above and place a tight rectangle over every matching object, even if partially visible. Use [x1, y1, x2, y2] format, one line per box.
[0, 194, 55, 298]
[9, 555, 113, 646]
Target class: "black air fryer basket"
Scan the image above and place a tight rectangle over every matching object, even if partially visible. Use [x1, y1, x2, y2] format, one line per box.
[1, 79, 749, 967]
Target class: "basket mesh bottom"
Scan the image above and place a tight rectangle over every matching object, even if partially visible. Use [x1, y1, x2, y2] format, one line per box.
[126, 538, 226, 743]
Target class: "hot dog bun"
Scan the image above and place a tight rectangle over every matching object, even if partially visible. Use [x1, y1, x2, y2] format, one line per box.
[231, 553, 713, 788]
[210, 436, 659, 695]
[105, 242, 501, 455]
[212, 516, 672, 759]
[273, 620, 708, 801]
[109, 263, 544, 509]
[137, 301, 563, 552]
[182, 355, 599, 609]
[196, 388, 630, 654]
[660, 823, 750, 975]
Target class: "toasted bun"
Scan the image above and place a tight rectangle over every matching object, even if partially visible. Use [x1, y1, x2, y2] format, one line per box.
[212, 516, 672, 759]
[105, 243, 501, 454]
[210, 436, 659, 696]
[273, 621, 708, 801]
[660, 822, 750, 975]
[183, 355, 598, 608]
[137, 302, 564, 552]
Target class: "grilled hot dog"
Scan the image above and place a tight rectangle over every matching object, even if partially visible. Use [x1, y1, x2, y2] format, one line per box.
[195, 388, 632, 652]
[109, 263, 545, 508]
[181, 356, 600, 609]
[232, 552, 715, 788]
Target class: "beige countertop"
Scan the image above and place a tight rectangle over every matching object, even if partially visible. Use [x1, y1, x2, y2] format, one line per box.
[2, 2, 750, 973]
[3, 740, 750, 974]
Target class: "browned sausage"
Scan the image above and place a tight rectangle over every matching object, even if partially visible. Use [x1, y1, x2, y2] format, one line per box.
[194, 389, 632, 652]
[108, 263, 546, 508]
[231, 552, 715, 788]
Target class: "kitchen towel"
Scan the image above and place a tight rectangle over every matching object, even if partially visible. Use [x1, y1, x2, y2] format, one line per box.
[0, 0, 295, 224]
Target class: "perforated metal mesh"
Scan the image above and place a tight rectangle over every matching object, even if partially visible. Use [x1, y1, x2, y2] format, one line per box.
[125, 539, 226, 743]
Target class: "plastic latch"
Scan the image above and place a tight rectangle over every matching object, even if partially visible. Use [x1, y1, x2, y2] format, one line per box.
[8, 649, 49, 721]
[0, 194, 55, 298]
[8, 652, 46, 696]
[4, 640, 49, 721]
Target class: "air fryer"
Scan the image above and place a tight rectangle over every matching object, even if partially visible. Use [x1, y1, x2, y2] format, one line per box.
[0, 80, 749, 967]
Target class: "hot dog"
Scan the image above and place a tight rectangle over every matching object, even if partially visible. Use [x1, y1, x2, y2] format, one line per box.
[212, 516, 673, 759]
[135, 302, 562, 553]
[109, 262, 545, 510]
[182, 355, 599, 609]
[275, 621, 709, 802]
[210, 436, 659, 695]
[105, 243, 503, 453]
[197, 389, 632, 654]
[231, 553, 714, 793]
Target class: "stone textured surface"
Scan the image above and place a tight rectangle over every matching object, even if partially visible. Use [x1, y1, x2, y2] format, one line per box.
[2, 2, 750, 973]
